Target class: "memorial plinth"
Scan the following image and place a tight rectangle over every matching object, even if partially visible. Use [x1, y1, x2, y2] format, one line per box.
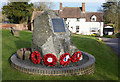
[11, 51, 95, 76]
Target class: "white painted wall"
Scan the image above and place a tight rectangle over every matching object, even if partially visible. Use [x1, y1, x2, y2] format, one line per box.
[64, 18, 104, 36]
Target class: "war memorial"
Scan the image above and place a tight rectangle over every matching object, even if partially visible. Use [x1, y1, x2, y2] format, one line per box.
[10, 11, 95, 76]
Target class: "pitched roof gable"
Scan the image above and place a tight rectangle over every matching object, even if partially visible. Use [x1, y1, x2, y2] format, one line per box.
[57, 7, 103, 22]
[59, 7, 82, 18]
[85, 12, 103, 22]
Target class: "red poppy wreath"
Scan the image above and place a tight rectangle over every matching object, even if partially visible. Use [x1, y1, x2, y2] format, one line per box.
[31, 51, 41, 64]
[43, 54, 57, 66]
[59, 53, 71, 66]
[71, 51, 82, 63]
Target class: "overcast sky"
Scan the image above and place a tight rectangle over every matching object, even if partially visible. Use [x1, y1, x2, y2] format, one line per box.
[0, 0, 106, 12]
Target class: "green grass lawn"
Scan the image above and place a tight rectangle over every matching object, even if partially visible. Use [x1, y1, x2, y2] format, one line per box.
[2, 30, 118, 80]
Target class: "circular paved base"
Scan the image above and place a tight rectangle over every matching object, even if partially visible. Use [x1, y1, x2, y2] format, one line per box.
[10, 51, 95, 76]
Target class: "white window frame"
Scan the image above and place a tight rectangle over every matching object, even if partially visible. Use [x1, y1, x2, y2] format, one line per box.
[91, 15, 97, 22]
[90, 27, 98, 32]
[76, 26, 79, 33]
[76, 18, 80, 21]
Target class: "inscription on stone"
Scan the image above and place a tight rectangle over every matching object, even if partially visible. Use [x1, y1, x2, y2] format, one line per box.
[52, 18, 66, 32]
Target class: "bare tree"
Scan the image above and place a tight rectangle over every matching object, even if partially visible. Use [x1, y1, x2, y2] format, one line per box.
[33, 2, 55, 11]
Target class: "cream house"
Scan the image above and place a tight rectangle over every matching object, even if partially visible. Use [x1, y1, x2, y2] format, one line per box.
[55, 3, 104, 36]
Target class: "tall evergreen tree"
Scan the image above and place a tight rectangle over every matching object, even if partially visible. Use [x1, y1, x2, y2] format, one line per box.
[2, 2, 33, 24]
[102, 1, 120, 33]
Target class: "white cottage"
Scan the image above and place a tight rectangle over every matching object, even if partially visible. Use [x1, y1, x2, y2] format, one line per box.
[55, 3, 104, 36]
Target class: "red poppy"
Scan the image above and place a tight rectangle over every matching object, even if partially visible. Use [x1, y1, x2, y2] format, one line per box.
[71, 51, 81, 62]
[43, 54, 57, 66]
[31, 51, 41, 64]
[59, 53, 71, 66]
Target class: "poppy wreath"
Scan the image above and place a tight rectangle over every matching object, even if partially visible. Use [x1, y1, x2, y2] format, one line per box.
[31, 51, 41, 64]
[43, 54, 57, 66]
[71, 51, 82, 63]
[59, 53, 71, 66]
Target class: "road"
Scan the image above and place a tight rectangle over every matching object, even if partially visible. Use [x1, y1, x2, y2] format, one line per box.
[101, 38, 120, 57]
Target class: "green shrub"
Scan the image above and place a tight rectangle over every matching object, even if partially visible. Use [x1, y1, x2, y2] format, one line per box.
[115, 32, 120, 38]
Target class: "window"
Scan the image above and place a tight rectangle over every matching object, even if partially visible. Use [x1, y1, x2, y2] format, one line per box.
[77, 18, 80, 21]
[92, 18, 95, 21]
[104, 28, 114, 32]
[64, 18, 67, 21]
[66, 22, 69, 27]
[90, 28, 98, 32]
[76, 26, 79, 29]
[76, 26, 79, 33]
[66, 24, 68, 27]
[91, 15, 96, 22]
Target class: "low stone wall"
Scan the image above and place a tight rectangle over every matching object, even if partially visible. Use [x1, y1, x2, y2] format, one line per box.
[0, 23, 28, 31]
[11, 62, 95, 76]
[10, 51, 95, 76]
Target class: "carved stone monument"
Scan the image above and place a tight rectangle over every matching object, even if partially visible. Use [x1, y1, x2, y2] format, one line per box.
[31, 11, 78, 61]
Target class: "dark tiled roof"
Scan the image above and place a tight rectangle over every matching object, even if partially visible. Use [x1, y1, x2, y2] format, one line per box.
[55, 7, 103, 22]
[59, 7, 82, 18]
[85, 12, 103, 22]
[58, 7, 103, 22]
[31, 8, 103, 22]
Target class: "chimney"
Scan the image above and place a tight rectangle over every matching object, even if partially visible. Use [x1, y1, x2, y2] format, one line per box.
[82, 2, 85, 12]
[59, 3, 62, 11]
